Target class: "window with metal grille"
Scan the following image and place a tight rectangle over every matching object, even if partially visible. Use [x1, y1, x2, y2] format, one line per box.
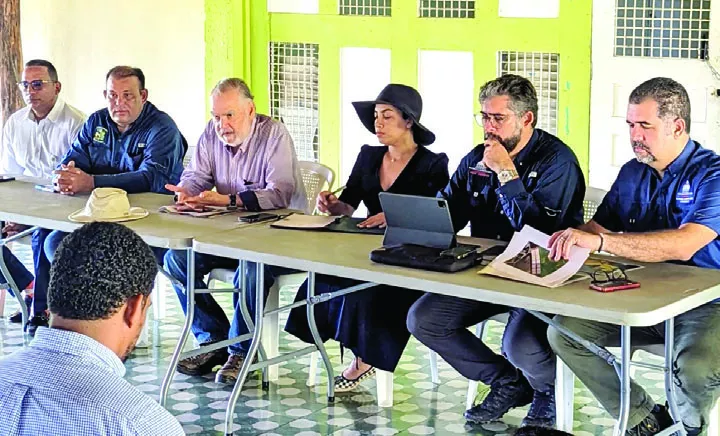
[498, 51, 559, 135]
[418, 0, 475, 18]
[338, 0, 391, 16]
[615, 0, 711, 59]
[269, 42, 320, 162]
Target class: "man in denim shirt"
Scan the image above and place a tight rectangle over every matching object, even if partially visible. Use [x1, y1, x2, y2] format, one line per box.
[548, 78, 720, 436]
[407, 74, 585, 428]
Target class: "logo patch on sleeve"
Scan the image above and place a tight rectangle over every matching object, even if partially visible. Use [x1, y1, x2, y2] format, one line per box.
[93, 127, 108, 143]
[676, 180, 695, 205]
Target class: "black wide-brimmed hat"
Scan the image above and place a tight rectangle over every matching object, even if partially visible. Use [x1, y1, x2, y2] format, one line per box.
[352, 84, 436, 146]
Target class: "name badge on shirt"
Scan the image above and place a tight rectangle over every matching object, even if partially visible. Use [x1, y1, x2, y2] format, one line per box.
[676, 180, 695, 205]
[469, 162, 492, 178]
[138, 143, 146, 149]
[93, 127, 108, 143]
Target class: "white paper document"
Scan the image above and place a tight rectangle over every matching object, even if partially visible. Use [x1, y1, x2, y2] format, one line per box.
[480, 226, 591, 288]
[270, 214, 338, 229]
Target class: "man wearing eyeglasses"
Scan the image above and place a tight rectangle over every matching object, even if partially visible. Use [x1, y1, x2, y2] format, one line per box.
[0, 59, 85, 332]
[407, 74, 585, 429]
[36, 66, 185, 334]
[163, 77, 305, 385]
[547, 78, 720, 436]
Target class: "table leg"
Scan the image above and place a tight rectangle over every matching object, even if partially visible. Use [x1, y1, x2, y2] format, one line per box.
[235, 259, 269, 389]
[615, 325, 632, 436]
[306, 271, 335, 402]
[529, 311, 632, 435]
[664, 318, 688, 436]
[0, 246, 27, 330]
[160, 246, 195, 407]
[224, 261, 265, 435]
[0, 226, 37, 331]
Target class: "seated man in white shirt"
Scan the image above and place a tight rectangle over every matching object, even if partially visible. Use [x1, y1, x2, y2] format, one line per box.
[0, 222, 184, 436]
[0, 59, 85, 333]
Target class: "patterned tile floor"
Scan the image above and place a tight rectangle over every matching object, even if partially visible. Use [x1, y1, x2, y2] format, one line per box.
[0, 243, 668, 435]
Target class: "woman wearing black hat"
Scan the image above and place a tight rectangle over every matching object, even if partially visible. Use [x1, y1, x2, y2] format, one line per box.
[285, 84, 450, 392]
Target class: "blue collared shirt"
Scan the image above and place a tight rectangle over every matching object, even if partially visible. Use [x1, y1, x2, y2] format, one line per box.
[594, 140, 720, 269]
[60, 101, 185, 194]
[440, 129, 586, 240]
[0, 327, 184, 436]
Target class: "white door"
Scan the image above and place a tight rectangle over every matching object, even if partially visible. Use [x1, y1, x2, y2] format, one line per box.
[589, 0, 720, 190]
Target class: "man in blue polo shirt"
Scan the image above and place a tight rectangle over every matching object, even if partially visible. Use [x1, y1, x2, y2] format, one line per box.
[33, 66, 185, 334]
[407, 74, 586, 428]
[547, 77, 720, 436]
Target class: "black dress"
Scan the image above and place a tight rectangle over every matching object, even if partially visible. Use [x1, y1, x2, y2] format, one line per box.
[284, 144, 450, 372]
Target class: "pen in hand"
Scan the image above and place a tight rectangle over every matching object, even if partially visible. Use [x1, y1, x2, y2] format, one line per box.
[329, 185, 346, 197]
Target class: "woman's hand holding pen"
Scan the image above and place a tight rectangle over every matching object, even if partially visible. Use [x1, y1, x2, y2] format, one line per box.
[317, 185, 352, 216]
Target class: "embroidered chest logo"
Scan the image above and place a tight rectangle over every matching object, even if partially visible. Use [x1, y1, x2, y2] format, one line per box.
[676, 180, 695, 205]
[93, 127, 108, 143]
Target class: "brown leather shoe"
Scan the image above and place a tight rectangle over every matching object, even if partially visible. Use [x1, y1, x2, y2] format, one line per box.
[215, 354, 246, 385]
[176, 347, 228, 376]
[215, 354, 262, 385]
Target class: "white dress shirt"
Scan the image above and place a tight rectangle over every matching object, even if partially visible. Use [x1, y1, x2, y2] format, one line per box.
[0, 98, 85, 180]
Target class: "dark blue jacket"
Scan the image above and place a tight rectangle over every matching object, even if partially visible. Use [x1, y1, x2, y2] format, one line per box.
[440, 129, 585, 240]
[60, 102, 184, 194]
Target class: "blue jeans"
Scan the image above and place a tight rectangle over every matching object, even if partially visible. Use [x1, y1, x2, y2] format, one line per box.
[407, 293, 556, 393]
[0, 229, 52, 315]
[164, 249, 295, 355]
[0, 246, 33, 294]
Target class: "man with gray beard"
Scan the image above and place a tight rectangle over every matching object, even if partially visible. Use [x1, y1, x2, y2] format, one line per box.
[407, 74, 585, 428]
[548, 78, 720, 436]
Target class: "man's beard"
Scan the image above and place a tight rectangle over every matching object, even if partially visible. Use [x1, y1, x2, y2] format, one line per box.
[632, 141, 657, 164]
[485, 132, 521, 153]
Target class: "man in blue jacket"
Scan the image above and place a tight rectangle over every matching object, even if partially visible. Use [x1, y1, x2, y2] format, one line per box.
[407, 74, 586, 429]
[33, 66, 185, 334]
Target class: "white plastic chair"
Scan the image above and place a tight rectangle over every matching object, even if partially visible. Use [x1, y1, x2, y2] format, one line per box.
[205, 161, 334, 378]
[583, 186, 607, 223]
[298, 161, 335, 215]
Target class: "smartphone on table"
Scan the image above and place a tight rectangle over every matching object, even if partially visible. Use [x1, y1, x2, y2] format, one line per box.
[34, 184, 57, 193]
[238, 212, 279, 223]
[589, 279, 640, 292]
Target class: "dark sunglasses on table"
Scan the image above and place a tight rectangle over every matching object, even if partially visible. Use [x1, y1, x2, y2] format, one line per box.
[16, 80, 55, 91]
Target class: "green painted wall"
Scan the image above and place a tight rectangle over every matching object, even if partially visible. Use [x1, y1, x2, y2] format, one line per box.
[204, 0, 592, 179]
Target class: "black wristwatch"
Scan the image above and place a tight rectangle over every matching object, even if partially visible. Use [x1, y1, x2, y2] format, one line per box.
[228, 193, 237, 210]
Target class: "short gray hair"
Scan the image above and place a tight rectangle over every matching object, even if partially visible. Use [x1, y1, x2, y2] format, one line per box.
[629, 77, 691, 134]
[479, 74, 539, 128]
[212, 78, 254, 100]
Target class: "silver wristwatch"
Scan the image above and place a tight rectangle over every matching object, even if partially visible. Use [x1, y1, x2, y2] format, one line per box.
[497, 169, 519, 184]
